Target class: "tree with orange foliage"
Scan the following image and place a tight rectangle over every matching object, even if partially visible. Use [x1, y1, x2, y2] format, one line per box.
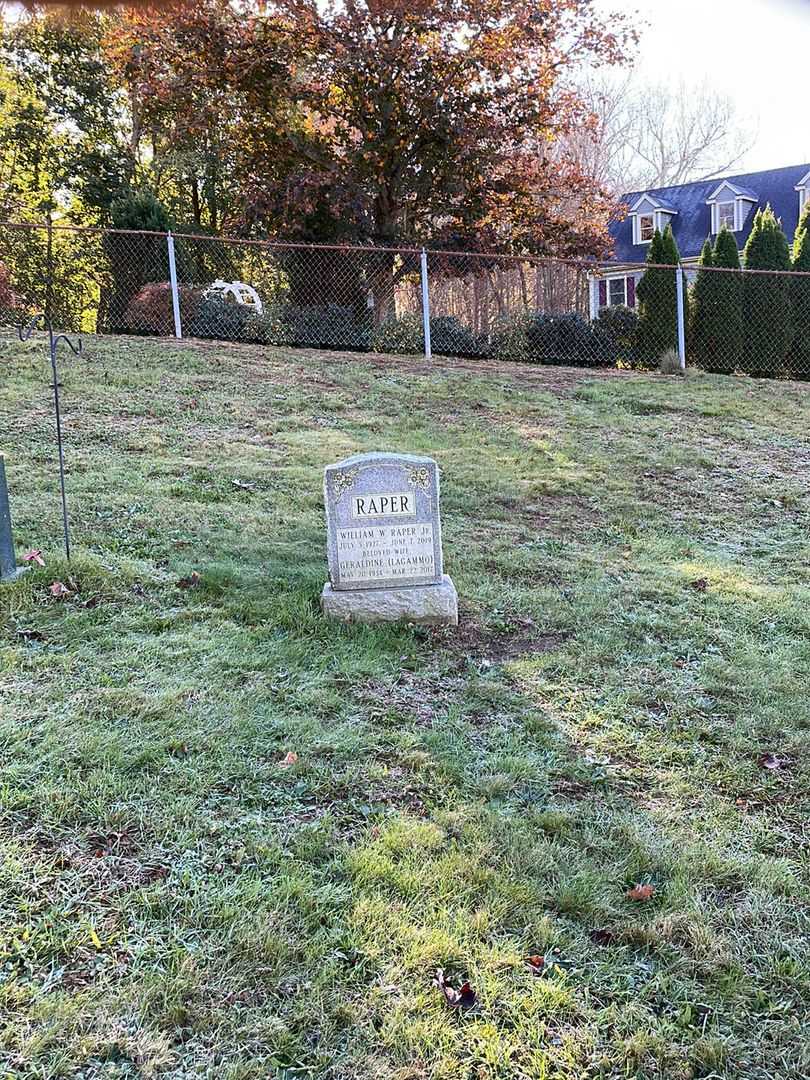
[109, 0, 634, 255]
[253, 0, 635, 256]
[104, 0, 299, 232]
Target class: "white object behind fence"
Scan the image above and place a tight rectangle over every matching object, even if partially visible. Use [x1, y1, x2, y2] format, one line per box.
[205, 279, 264, 315]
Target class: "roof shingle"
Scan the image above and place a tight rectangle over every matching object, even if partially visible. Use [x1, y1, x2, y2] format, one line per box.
[607, 163, 810, 263]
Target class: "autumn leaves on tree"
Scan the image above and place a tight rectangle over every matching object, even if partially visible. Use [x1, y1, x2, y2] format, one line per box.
[1, 0, 636, 258]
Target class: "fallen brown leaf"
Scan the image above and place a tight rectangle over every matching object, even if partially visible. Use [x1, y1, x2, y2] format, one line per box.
[589, 928, 616, 946]
[690, 578, 708, 592]
[524, 954, 545, 974]
[626, 883, 655, 902]
[176, 571, 201, 590]
[434, 968, 477, 1010]
[23, 549, 45, 567]
[49, 580, 73, 598]
[278, 751, 298, 768]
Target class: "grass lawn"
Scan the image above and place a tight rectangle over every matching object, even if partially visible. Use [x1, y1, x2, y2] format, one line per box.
[1, 334, 808, 1080]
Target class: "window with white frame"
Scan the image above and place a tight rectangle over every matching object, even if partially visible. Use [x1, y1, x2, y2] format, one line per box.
[607, 277, 627, 307]
[716, 201, 736, 231]
[638, 213, 655, 242]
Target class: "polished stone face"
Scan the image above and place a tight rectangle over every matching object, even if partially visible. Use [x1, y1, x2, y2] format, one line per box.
[323, 452, 444, 592]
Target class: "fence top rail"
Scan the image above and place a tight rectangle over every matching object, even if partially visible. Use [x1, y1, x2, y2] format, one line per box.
[592, 261, 810, 278]
[0, 218, 598, 268]
[4, 218, 810, 277]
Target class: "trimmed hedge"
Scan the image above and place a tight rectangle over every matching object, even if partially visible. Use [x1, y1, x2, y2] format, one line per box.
[116, 293, 644, 368]
[371, 314, 485, 357]
[187, 294, 265, 342]
[593, 305, 639, 365]
[490, 311, 620, 367]
[279, 305, 371, 351]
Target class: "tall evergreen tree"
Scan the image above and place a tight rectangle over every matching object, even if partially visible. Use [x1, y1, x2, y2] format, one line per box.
[711, 225, 744, 373]
[791, 200, 810, 376]
[743, 205, 792, 376]
[636, 223, 683, 366]
[689, 238, 716, 368]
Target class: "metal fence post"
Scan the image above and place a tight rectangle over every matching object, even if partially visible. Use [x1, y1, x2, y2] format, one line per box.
[167, 232, 183, 339]
[420, 247, 432, 360]
[675, 264, 686, 371]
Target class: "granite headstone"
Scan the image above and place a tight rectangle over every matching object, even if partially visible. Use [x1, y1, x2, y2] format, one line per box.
[321, 452, 458, 624]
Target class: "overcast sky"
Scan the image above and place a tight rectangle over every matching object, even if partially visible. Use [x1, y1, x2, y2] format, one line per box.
[597, 0, 810, 174]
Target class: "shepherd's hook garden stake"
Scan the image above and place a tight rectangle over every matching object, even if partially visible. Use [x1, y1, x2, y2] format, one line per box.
[18, 314, 82, 561]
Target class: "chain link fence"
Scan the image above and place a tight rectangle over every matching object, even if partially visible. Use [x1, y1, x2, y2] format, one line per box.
[1, 221, 809, 377]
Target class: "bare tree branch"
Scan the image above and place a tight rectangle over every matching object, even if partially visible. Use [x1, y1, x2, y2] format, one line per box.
[563, 71, 758, 193]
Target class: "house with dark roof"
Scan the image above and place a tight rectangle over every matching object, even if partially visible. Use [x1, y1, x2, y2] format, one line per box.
[590, 163, 810, 315]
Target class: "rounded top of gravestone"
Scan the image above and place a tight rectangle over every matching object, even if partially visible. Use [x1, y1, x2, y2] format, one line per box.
[326, 451, 437, 471]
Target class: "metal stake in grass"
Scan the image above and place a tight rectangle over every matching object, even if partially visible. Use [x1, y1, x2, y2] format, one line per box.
[18, 314, 83, 561]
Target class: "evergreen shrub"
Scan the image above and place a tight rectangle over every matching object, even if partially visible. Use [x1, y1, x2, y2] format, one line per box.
[743, 206, 792, 376]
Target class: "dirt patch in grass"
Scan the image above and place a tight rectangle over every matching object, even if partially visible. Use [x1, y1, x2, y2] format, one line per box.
[357, 670, 468, 725]
[367, 767, 430, 817]
[550, 777, 595, 800]
[429, 609, 569, 664]
[520, 494, 604, 535]
[176, 335, 635, 396]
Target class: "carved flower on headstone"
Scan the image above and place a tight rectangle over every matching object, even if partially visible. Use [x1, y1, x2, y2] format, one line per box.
[407, 466, 431, 490]
[331, 468, 359, 500]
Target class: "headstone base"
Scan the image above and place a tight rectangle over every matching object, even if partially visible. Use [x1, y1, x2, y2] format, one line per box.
[321, 575, 458, 626]
[0, 566, 28, 585]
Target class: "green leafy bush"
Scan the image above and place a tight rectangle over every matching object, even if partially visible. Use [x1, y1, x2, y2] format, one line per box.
[371, 314, 485, 357]
[280, 305, 371, 350]
[791, 201, 810, 377]
[490, 311, 610, 366]
[370, 314, 423, 354]
[430, 316, 487, 357]
[593, 304, 638, 365]
[101, 191, 174, 333]
[187, 294, 265, 342]
[635, 225, 685, 367]
[689, 238, 718, 368]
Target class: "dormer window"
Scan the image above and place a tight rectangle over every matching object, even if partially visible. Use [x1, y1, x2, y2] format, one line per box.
[717, 202, 736, 231]
[629, 194, 678, 245]
[707, 181, 757, 234]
